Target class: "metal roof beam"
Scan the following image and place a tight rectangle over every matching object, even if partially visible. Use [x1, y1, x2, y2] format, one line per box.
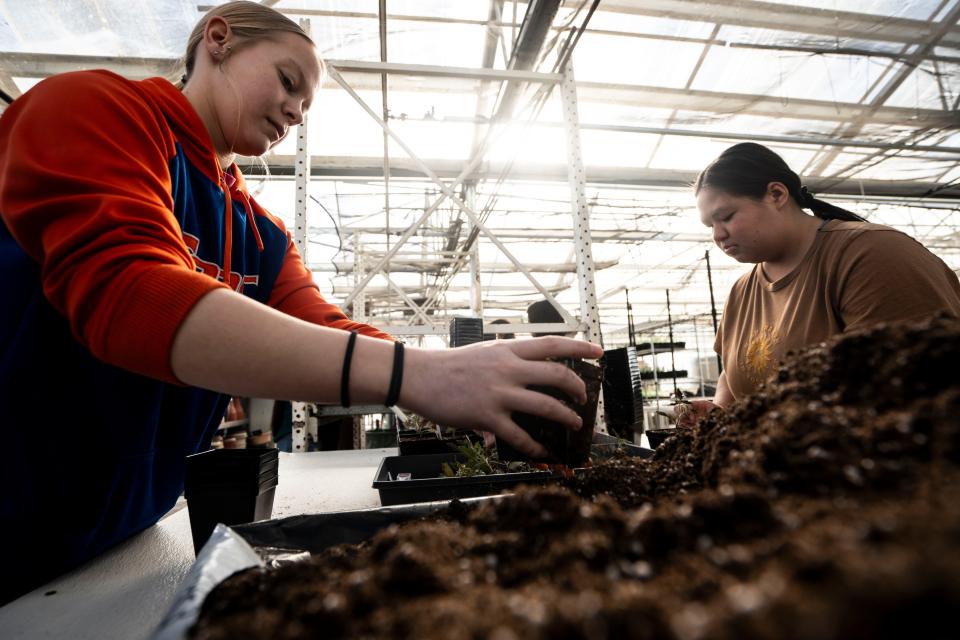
[599, 0, 960, 48]
[3, 54, 952, 126]
[241, 155, 960, 198]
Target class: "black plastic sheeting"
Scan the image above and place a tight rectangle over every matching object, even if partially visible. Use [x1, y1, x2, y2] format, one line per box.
[154, 434, 652, 639]
[153, 497, 492, 640]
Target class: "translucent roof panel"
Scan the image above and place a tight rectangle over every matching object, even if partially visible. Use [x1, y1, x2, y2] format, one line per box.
[570, 33, 706, 87]
[0, 0, 195, 57]
[690, 43, 886, 104]
[756, 0, 945, 19]
[883, 62, 960, 110]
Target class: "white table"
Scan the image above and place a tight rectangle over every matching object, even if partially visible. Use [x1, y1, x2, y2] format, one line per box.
[0, 448, 394, 640]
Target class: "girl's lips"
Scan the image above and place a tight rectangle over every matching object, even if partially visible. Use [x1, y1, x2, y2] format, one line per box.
[267, 119, 284, 141]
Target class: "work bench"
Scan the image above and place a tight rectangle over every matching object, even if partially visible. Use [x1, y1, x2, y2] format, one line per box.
[0, 448, 394, 640]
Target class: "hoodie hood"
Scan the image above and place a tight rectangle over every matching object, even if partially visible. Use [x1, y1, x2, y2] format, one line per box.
[139, 77, 264, 272]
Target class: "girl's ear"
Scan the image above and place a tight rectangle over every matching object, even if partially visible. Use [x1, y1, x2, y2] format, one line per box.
[766, 181, 790, 209]
[203, 17, 232, 57]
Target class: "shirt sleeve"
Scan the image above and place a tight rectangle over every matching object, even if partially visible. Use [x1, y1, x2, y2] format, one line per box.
[0, 72, 228, 383]
[266, 232, 394, 341]
[838, 229, 960, 332]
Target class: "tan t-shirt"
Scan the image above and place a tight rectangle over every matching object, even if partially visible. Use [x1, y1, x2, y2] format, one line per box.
[716, 220, 960, 400]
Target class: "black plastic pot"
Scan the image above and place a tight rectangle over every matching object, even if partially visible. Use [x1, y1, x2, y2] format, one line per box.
[396, 429, 472, 456]
[496, 359, 603, 467]
[184, 448, 279, 554]
[601, 346, 644, 440]
[645, 428, 677, 449]
[365, 429, 399, 449]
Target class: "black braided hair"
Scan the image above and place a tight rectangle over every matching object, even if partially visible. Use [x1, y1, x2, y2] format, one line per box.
[694, 143, 865, 222]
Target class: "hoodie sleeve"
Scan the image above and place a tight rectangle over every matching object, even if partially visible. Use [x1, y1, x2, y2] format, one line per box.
[0, 72, 228, 383]
[266, 232, 394, 341]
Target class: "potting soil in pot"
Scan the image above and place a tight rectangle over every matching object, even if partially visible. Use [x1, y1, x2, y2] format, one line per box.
[190, 317, 960, 640]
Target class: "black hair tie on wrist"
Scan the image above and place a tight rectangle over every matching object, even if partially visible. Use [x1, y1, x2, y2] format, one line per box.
[340, 331, 358, 407]
[385, 341, 405, 407]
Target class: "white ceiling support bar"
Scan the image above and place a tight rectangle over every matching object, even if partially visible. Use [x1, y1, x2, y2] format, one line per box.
[575, 122, 960, 155]
[560, 58, 602, 347]
[576, 80, 956, 127]
[317, 228, 713, 242]
[293, 19, 311, 262]
[376, 322, 585, 336]
[325, 64, 577, 325]
[0, 72, 21, 101]
[326, 59, 562, 83]
[599, 0, 960, 48]
[0, 52, 172, 78]
[2, 53, 950, 127]
[316, 258, 620, 273]
[270, 157, 960, 198]
[224, 3, 960, 51]
[382, 271, 434, 325]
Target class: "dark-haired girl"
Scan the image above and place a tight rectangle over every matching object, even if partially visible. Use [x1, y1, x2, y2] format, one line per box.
[684, 142, 960, 419]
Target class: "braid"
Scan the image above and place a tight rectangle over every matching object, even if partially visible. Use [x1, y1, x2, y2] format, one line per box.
[797, 186, 866, 222]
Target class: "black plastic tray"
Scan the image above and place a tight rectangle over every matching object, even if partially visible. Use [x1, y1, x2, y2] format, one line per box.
[373, 453, 554, 505]
[373, 433, 652, 506]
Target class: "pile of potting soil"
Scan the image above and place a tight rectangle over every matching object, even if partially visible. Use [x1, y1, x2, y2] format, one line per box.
[190, 317, 960, 640]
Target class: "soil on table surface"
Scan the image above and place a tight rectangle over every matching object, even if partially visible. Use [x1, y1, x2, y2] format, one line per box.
[190, 317, 960, 640]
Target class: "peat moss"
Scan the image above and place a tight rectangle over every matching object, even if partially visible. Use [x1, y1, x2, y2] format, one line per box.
[191, 317, 960, 640]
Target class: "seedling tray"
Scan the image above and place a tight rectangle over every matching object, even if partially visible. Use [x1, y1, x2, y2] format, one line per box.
[373, 453, 554, 505]
[374, 434, 652, 506]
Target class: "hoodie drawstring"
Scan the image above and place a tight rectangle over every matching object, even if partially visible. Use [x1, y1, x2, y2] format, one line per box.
[218, 169, 265, 291]
[220, 173, 233, 289]
[240, 190, 265, 252]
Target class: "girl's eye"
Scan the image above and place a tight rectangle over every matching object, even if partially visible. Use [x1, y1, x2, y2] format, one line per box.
[279, 71, 293, 91]
[722, 212, 735, 222]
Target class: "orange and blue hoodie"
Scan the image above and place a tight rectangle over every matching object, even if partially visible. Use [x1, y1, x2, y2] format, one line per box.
[0, 70, 390, 599]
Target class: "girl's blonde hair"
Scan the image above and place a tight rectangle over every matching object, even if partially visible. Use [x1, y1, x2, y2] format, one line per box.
[179, 1, 320, 86]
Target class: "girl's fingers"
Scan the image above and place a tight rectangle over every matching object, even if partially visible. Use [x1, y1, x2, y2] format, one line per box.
[507, 336, 603, 361]
[514, 360, 588, 404]
[490, 417, 549, 459]
[505, 386, 584, 432]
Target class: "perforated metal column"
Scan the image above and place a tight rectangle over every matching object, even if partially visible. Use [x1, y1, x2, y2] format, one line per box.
[291, 401, 308, 453]
[560, 57, 605, 432]
[559, 59, 601, 347]
[294, 19, 311, 262]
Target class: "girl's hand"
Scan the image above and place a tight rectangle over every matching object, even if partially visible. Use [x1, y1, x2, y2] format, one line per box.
[400, 337, 603, 458]
[675, 400, 721, 428]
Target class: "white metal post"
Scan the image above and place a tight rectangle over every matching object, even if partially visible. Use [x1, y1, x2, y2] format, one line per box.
[294, 19, 311, 263]
[559, 58, 602, 346]
[560, 57, 605, 432]
[291, 401, 308, 453]
[466, 183, 482, 318]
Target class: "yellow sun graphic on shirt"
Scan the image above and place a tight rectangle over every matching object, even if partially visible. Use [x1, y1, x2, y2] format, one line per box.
[745, 324, 781, 385]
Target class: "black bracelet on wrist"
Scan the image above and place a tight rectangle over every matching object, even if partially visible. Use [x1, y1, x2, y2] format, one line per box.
[384, 341, 405, 407]
[340, 331, 358, 407]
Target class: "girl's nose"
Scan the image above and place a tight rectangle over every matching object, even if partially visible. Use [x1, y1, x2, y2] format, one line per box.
[284, 101, 304, 126]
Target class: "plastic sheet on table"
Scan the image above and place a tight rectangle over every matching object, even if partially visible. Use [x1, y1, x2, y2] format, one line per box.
[151, 496, 501, 640]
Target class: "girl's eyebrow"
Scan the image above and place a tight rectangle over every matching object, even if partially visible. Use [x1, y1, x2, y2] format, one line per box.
[279, 58, 306, 85]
